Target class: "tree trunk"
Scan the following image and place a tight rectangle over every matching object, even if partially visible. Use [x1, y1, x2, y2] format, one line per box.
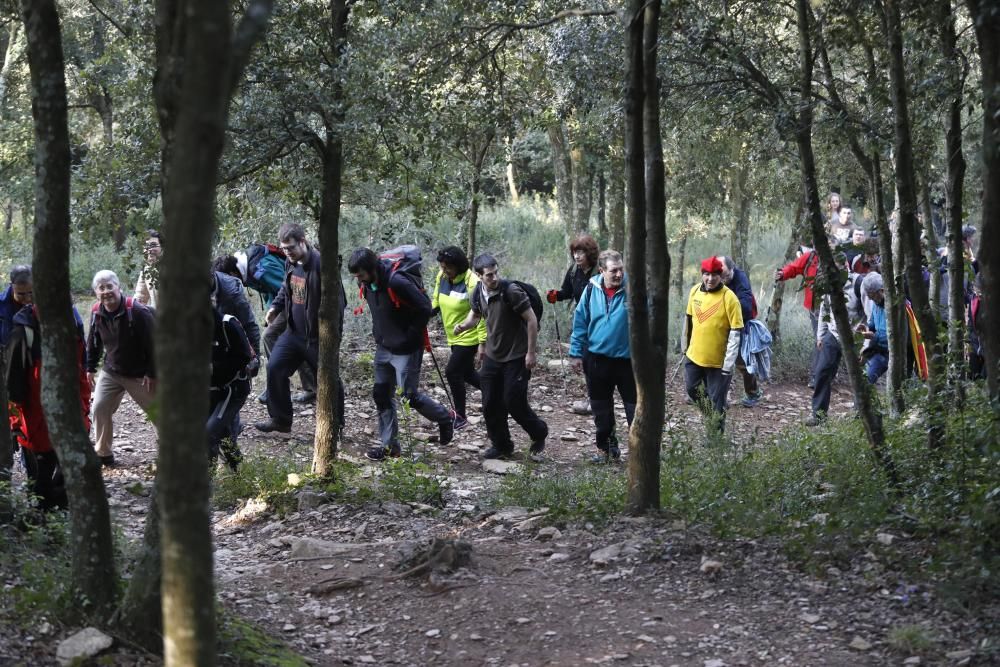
[20, 0, 118, 619]
[0, 349, 11, 523]
[464, 131, 494, 260]
[115, 484, 163, 648]
[608, 145, 626, 251]
[548, 121, 574, 238]
[941, 0, 967, 386]
[967, 0, 1000, 401]
[313, 0, 349, 477]
[570, 143, 590, 233]
[883, 0, 945, 447]
[796, 0, 897, 485]
[920, 176, 943, 319]
[597, 172, 607, 245]
[504, 135, 519, 203]
[0, 22, 23, 108]
[672, 230, 688, 353]
[730, 159, 751, 270]
[625, 0, 668, 514]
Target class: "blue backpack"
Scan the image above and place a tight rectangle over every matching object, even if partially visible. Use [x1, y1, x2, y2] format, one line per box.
[245, 243, 287, 307]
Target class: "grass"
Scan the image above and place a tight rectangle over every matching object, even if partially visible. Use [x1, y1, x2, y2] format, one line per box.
[217, 611, 310, 667]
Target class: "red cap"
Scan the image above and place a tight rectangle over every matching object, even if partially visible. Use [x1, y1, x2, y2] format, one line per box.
[700, 257, 723, 274]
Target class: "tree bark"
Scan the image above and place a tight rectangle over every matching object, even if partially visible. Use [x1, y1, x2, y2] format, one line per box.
[730, 158, 751, 270]
[882, 0, 945, 446]
[796, 0, 897, 485]
[20, 0, 118, 619]
[464, 131, 494, 260]
[597, 172, 607, 245]
[920, 176, 943, 319]
[625, 0, 668, 514]
[114, 484, 162, 648]
[312, 0, 349, 477]
[548, 121, 574, 239]
[0, 348, 9, 523]
[767, 201, 806, 349]
[0, 22, 23, 109]
[504, 135, 519, 203]
[608, 145, 626, 251]
[967, 0, 1000, 401]
[570, 143, 591, 233]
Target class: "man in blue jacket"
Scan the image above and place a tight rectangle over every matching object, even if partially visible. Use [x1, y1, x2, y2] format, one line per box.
[349, 247, 454, 461]
[569, 250, 635, 463]
[719, 256, 762, 407]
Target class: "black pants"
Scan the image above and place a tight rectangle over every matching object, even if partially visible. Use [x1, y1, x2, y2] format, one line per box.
[735, 354, 759, 396]
[208, 379, 251, 465]
[445, 344, 481, 419]
[267, 331, 318, 425]
[263, 310, 316, 392]
[584, 354, 637, 451]
[812, 332, 842, 418]
[808, 308, 819, 383]
[21, 448, 67, 511]
[684, 359, 733, 434]
[480, 355, 548, 453]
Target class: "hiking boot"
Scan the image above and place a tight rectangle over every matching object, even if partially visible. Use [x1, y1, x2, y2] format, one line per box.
[571, 400, 592, 415]
[529, 438, 546, 456]
[807, 378, 816, 389]
[99, 454, 116, 468]
[482, 446, 512, 460]
[257, 391, 269, 405]
[804, 415, 823, 427]
[365, 445, 401, 462]
[609, 444, 622, 460]
[453, 415, 470, 431]
[292, 390, 316, 404]
[438, 418, 455, 446]
[741, 391, 764, 408]
[254, 419, 291, 433]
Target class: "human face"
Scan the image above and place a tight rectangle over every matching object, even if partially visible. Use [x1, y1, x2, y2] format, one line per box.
[280, 238, 307, 264]
[867, 287, 884, 305]
[718, 260, 734, 284]
[702, 271, 723, 291]
[94, 280, 121, 311]
[11, 281, 33, 306]
[839, 207, 853, 225]
[572, 249, 590, 269]
[477, 264, 501, 292]
[143, 238, 162, 264]
[439, 262, 460, 281]
[601, 260, 624, 290]
[852, 229, 866, 245]
[829, 193, 840, 211]
[351, 269, 374, 286]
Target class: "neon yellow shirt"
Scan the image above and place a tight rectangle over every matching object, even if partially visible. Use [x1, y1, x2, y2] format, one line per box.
[685, 284, 743, 368]
[431, 269, 487, 347]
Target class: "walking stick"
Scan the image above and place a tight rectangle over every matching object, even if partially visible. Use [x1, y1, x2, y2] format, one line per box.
[425, 332, 456, 414]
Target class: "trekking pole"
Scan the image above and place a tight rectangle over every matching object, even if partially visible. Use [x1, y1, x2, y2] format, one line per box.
[669, 355, 685, 383]
[426, 336, 456, 414]
[553, 315, 570, 395]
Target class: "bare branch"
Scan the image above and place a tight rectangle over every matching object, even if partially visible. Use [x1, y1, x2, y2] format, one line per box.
[88, 0, 132, 40]
[228, 0, 274, 98]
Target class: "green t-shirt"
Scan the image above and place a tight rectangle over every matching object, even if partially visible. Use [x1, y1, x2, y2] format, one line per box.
[431, 269, 487, 347]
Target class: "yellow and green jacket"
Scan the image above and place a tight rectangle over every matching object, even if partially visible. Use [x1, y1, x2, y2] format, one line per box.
[432, 269, 487, 347]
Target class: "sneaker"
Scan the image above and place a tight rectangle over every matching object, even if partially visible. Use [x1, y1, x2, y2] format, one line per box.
[529, 439, 546, 456]
[571, 400, 592, 415]
[257, 391, 269, 405]
[741, 391, 763, 408]
[807, 379, 816, 389]
[365, 445, 401, 461]
[482, 447, 512, 460]
[254, 419, 291, 433]
[453, 415, 470, 431]
[292, 390, 316, 404]
[99, 454, 116, 468]
[438, 418, 455, 446]
[804, 415, 822, 427]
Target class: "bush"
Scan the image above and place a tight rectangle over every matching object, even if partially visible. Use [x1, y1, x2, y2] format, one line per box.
[212, 455, 307, 515]
[491, 463, 627, 526]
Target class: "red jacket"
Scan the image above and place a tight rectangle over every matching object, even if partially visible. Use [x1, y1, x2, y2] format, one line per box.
[780, 251, 819, 312]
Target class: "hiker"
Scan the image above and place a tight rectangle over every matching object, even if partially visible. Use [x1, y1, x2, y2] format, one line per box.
[856, 272, 890, 384]
[432, 246, 487, 430]
[775, 246, 819, 386]
[255, 223, 323, 433]
[455, 253, 548, 460]
[1, 265, 34, 347]
[827, 192, 841, 226]
[134, 229, 162, 309]
[87, 270, 157, 468]
[683, 257, 744, 436]
[207, 302, 255, 470]
[829, 202, 859, 246]
[717, 256, 762, 407]
[6, 296, 91, 510]
[349, 246, 454, 461]
[212, 268, 261, 361]
[568, 250, 635, 463]
[807, 288, 845, 427]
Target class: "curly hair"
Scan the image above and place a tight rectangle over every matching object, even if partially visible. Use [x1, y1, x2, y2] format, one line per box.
[569, 234, 599, 268]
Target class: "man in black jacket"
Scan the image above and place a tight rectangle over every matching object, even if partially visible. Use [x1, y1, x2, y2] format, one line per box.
[255, 223, 321, 433]
[718, 256, 762, 407]
[349, 247, 454, 461]
[87, 269, 157, 467]
[208, 304, 254, 469]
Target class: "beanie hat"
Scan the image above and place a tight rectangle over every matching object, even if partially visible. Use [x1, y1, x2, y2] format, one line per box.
[700, 257, 723, 274]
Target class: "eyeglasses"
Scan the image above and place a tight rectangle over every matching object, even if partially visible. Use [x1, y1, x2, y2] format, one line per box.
[280, 243, 299, 253]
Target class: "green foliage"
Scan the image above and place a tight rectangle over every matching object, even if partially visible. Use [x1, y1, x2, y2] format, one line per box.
[69, 234, 143, 295]
[376, 459, 445, 507]
[491, 464, 627, 526]
[217, 611, 309, 667]
[212, 455, 306, 515]
[887, 624, 936, 655]
[0, 507, 77, 621]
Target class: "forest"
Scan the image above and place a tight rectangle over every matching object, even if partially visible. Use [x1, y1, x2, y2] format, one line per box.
[0, 0, 998, 665]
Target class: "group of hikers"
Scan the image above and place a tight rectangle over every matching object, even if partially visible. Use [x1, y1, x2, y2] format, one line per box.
[1, 193, 984, 510]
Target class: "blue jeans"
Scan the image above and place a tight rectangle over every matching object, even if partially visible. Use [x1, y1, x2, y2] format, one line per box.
[266, 331, 317, 425]
[866, 350, 889, 384]
[373, 346, 450, 449]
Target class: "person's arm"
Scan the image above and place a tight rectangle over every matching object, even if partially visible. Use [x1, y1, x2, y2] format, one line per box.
[817, 297, 830, 345]
[454, 310, 481, 335]
[733, 273, 754, 324]
[134, 269, 150, 305]
[86, 314, 102, 386]
[5, 326, 28, 404]
[555, 267, 574, 301]
[139, 308, 156, 391]
[268, 283, 287, 325]
[227, 317, 254, 370]
[523, 307, 539, 370]
[722, 292, 744, 374]
[568, 286, 590, 368]
[232, 289, 260, 357]
[776, 252, 809, 281]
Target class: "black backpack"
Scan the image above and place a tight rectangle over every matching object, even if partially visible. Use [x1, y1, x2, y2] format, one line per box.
[474, 279, 544, 324]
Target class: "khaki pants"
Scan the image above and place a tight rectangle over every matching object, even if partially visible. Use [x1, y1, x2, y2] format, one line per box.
[91, 371, 156, 457]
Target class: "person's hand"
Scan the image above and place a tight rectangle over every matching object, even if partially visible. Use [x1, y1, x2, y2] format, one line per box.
[525, 350, 537, 370]
[816, 339, 823, 349]
[854, 323, 867, 334]
[265, 308, 277, 325]
[476, 349, 484, 369]
[453, 322, 466, 336]
[246, 357, 261, 378]
[571, 357, 583, 372]
[87, 371, 97, 389]
[774, 269, 784, 281]
[546, 289, 559, 304]
[862, 331, 874, 340]
[142, 376, 157, 394]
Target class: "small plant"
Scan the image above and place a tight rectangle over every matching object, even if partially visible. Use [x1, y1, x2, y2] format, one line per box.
[887, 624, 936, 655]
[212, 454, 305, 515]
[217, 609, 310, 666]
[378, 459, 446, 506]
[490, 464, 626, 526]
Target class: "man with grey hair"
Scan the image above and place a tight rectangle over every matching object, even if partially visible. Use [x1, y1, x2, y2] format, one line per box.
[86, 269, 157, 467]
[855, 272, 889, 384]
[1, 265, 34, 347]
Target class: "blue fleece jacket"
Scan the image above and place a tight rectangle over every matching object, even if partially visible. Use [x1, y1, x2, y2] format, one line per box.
[868, 302, 889, 351]
[569, 274, 630, 359]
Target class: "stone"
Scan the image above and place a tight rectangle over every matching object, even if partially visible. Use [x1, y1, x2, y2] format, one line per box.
[298, 490, 327, 511]
[515, 617, 531, 625]
[849, 636, 872, 651]
[903, 658, 921, 665]
[636, 635, 657, 644]
[382, 502, 412, 517]
[559, 434, 580, 442]
[482, 459, 522, 475]
[425, 628, 441, 638]
[549, 552, 570, 563]
[458, 443, 481, 452]
[699, 558, 724, 575]
[57, 628, 114, 666]
[467, 416, 482, 425]
[876, 532, 895, 545]
[287, 537, 357, 559]
[547, 359, 569, 368]
[590, 543, 623, 565]
[945, 650, 973, 661]
[704, 660, 727, 667]
[536, 526, 563, 541]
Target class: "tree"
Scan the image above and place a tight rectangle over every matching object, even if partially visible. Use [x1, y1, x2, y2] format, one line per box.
[19, 0, 117, 618]
[625, 0, 669, 513]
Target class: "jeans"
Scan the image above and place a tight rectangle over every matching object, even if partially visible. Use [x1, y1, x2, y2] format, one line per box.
[445, 344, 481, 419]
[479, 355, 549, 453]
[812, 333, 842, 418]
[266, 331, 318, 425]
[866, 349, 889, 384]
[373, 346, 451, 449]
[208, 379, 251, 464]
[263, 310, 316, 393]
[684, 358, 733, 434]
[584, 353, 636, 451]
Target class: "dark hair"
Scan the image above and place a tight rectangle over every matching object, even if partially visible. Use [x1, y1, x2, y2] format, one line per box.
[212, 255, 240, 278]
[569, 234, 599, 267]
[436, 246, 470, 274]
[146, 229, 163, 246]
[9, 264, 31, 285]
[278, 223, 306, 244]
[348, 248, 378, 275]
[472, 253, 498, 274]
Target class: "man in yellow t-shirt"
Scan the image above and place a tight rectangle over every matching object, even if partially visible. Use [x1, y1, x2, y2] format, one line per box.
[684, 256, 744, 434]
